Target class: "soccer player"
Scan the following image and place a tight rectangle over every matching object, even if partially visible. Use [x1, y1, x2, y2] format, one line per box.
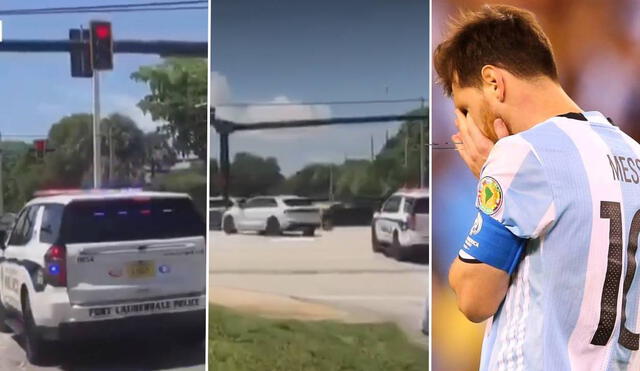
[434, 5, 640, 370]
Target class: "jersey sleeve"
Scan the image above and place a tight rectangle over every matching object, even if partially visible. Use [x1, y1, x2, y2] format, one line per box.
[476, 135, 556, 239]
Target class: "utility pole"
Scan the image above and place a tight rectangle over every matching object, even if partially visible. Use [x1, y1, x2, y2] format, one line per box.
[328, 165, 334, 202]
[420, 97, 426, 188]
[109, 120, 114, 185]
[93, 71, 102, 188]
[404, 131, 409, 168]
[370, 135, 374, 161]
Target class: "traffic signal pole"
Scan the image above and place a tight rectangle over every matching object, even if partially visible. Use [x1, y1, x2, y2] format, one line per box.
[0, 32, 206, 190]
[93, 71, 102, 189]
[211, 113, 429, 203]
[0, 39, 207, 56]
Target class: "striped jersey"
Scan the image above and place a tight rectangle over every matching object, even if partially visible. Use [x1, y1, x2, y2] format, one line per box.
[477, 111, 640, 371]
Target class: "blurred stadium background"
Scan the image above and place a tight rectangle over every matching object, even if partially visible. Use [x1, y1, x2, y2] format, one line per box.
[431, 0, 640, 370]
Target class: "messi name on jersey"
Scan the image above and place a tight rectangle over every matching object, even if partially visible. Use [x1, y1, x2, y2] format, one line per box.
[607, 154, 640, 184]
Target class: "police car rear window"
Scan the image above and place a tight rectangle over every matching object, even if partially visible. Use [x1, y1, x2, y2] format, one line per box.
[60, 197, 205, 243]
[404, 197, 429, 214]
[413, 198, 429, 213]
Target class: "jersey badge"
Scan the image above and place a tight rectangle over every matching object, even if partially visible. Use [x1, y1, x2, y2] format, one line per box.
[477, 176, 503, 215]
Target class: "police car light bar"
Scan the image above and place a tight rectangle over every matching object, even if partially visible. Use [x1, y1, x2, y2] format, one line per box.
[34, 188, 145, 197]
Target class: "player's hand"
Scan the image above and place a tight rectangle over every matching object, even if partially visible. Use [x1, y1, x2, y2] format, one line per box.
[451, 109, 509, 178]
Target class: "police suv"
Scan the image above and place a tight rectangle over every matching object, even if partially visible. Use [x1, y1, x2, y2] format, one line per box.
[371, 188, 429, 261]
[0, 190, 206, 364]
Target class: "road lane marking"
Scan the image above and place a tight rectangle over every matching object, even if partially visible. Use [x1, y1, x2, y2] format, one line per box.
[269, 238, 316, 242]
[296, 295, 426, 302]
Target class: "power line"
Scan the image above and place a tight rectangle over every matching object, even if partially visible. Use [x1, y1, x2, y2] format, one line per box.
[215, 97, 427, 107]
[1, 6, 208, 15]
[0, 7, 207, 16]
[0, 1, 207, 13]
[0, 1, 207, 16]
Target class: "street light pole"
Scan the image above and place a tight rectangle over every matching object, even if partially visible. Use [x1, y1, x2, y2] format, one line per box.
[109, 121, 114, 185]
[93, 71, 102, 189]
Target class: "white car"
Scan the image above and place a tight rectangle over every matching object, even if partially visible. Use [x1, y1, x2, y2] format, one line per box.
[0, 190, 206, 364]
[209, 197, 245, 230]
[222, 196, 321, 236]
[371, 189, 429, 261]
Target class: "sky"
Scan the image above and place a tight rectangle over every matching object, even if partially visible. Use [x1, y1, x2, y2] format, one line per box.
[0, 1, 208, 143]
[211, 0, 429, 175]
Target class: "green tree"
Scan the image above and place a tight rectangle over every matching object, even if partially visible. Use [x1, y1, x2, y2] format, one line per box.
[2, 141, 36, 212]
[228, 153, 284, 197]
[42, 113, 94, 188]
[101, 113, 146, 186]
[132, 58, 207, 160]
[143, 131, 178, 178]
[282, 164, 333, 198]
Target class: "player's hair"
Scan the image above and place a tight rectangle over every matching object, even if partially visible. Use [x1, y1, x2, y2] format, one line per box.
[434, 4, 558, 96]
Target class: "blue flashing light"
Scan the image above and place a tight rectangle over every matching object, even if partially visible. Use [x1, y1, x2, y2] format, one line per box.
[94, 211, 105, 217]
[117, 211, 128, 215]
[48, 264, 60, 275]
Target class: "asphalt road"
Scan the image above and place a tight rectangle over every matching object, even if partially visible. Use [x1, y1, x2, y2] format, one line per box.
[210, 226, 429, 344]
[0, 331, 205, 371]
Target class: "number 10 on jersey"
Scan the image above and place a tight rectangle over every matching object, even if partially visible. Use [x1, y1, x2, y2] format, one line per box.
[592, 201, 640, 350]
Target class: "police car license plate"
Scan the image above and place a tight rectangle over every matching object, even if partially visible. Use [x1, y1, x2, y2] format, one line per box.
[126, 261, 155, 278]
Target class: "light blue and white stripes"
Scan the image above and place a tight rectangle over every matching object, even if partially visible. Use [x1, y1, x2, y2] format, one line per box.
[478, 112, 640, 371]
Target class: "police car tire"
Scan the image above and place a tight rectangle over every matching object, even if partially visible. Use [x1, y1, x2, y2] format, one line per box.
[303, 227, 315, 237]
[391, 232, 410, 261]
[223, 216, 237, 234]
[0, 302, 11, 333]
[371, 226, 382, 253]
[23, 295, 53, 365]
[265, 217, 281, 236]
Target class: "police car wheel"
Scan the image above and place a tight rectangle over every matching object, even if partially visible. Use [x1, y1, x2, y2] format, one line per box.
[303, 227, 315, 237]
[223, 216, 237, 234]
[0, 302, 11, 333]
[371, 226, 382, 253]
[391, 232, 410, 261]
[22, 294, 53, 365]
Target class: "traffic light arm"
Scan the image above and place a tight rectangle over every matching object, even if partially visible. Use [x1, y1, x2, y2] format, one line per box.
[0, 39, 207, 57]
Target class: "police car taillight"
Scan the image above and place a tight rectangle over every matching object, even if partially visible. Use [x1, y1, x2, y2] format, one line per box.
[44, 245, 67, 287]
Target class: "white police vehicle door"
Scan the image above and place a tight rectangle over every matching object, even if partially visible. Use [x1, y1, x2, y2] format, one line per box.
[59, 197, 206, 306]
[375, 196, 403, 244]
[1, 205, 42, 312]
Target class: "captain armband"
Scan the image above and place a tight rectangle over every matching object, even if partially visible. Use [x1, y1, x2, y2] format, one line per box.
[458, 211, 526, 274]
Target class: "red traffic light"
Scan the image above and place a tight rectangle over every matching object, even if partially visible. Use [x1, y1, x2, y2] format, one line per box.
[95, 24, 110, 39]
[90, 21, 113, 70]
